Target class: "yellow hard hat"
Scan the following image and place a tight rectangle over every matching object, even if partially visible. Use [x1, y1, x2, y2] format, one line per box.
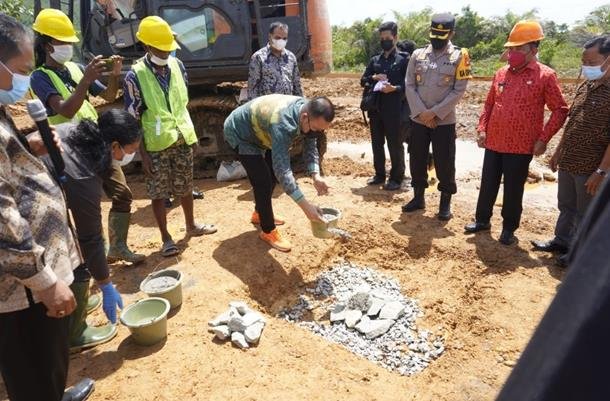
[136, 16, 180, 52]
[504, 20, 544, 47]
[32, 8, 79, 43]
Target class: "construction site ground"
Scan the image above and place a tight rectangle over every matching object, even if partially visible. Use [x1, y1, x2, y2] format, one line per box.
[2, 77, 577, 401]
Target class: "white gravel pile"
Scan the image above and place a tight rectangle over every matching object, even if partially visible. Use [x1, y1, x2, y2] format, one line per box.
[279, 261, 444, 375]
[208, 301, 266, 349]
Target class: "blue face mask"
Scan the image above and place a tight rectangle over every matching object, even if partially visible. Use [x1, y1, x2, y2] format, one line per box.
[582, 65, 607, 81]
[0, 61, 31, 105]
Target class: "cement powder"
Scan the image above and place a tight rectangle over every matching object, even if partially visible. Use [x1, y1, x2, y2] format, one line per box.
[142, 276, 179, 293]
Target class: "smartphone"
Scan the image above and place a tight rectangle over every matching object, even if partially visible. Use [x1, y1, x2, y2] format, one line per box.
[99, 58, 114, 72]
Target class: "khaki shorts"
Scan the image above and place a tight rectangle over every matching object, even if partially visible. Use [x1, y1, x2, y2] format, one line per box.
[145, 137, 193, 200]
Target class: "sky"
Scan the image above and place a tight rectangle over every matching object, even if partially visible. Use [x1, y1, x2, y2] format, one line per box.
[327, 0, 609, 27]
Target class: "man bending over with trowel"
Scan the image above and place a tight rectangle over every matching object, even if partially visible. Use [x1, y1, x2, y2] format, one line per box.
[223, 94, 334, 252]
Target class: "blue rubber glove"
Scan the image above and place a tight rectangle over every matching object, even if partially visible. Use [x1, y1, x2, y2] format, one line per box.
[100, 282, 123, 324]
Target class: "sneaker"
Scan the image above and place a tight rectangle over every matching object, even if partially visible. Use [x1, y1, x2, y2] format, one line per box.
[251, 211, 285, 226]
[259, 229, 292, 252]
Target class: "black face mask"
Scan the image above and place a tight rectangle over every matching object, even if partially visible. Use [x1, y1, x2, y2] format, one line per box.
[304, 116, 325, 137]
[380, 39, 394, 52]
[430, 38, 448, 50]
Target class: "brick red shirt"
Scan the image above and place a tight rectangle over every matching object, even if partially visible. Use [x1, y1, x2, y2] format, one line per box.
[478, 60, 569, 154]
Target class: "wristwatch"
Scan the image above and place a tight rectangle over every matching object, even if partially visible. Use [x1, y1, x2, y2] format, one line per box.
[595, 168, 607, 177]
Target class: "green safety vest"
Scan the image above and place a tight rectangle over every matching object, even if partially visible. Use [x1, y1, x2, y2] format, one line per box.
[35, 61, 98, 125]
[132, 56, 197, 152]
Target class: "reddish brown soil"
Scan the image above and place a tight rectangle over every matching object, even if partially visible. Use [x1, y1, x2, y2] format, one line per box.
[1, 76, 571, 401]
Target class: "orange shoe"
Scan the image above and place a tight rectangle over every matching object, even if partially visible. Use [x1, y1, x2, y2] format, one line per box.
[259, 229, 292, 252]
[251, 211, 285, 226]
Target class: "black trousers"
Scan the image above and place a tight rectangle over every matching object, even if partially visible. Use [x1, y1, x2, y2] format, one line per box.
[475, 149, 533, 232]
[369, 109, 405, 183]
[0, 302, 70, 401]
[239, 150, 278, 234]
[409, 122, 457, 194]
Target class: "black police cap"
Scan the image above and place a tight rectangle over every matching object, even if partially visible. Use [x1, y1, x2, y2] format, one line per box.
[430, 13, 455, 39]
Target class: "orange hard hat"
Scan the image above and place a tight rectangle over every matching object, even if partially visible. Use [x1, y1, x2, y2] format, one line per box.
[504, 20, 544, 47]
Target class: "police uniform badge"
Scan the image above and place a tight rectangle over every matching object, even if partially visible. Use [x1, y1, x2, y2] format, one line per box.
[456, 48, 473, 80]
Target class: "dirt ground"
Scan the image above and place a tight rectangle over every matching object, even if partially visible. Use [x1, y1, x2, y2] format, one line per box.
[2, 77, 573, 401]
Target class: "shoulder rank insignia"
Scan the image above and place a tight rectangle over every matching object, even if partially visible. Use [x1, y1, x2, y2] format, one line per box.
[456, 48, 473, 80]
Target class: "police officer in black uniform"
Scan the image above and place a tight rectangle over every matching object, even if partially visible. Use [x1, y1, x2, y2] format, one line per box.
[361, 21, 409, 191]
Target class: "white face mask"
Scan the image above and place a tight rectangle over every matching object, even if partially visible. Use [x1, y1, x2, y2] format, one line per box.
[150, 54, 169, 66]
[271, 38, 287, 51]
[50, 44, 74, 65]
[114, 146, 136, 167]
[582, 64, 607, 81]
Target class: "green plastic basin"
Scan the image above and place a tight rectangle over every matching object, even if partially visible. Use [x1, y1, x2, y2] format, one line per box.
[120, 297, 170, 346]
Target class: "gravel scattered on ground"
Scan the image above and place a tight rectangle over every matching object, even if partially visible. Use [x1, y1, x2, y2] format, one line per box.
[279, 261, 445, 375]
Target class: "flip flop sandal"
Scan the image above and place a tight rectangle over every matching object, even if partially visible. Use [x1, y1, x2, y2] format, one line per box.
[188, 223, 218, 237]
[161, 240, 179, 257]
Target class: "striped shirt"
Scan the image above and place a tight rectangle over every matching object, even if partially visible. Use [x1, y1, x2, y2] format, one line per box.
[559, 80, 610, 175]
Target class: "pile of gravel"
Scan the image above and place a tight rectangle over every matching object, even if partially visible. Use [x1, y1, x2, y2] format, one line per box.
[279, 261, 444, 375]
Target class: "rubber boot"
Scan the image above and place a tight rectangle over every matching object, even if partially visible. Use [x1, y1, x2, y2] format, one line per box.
[107, 211, 145, 264]
[402, 188, 426, 213]
[69, 280, 118, 353]
[86, 293, 101, 314]
[437, 193, 453, 221]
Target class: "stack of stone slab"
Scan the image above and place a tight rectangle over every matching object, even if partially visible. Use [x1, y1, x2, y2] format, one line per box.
[208, 301, 266, 349]
[330, 288, 405, 339]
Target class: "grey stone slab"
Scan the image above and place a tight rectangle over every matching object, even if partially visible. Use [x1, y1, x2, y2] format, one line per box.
[211, 325, 231, 341]
[362, 319, 395, 339]
[367, 298, 385, 317]
[330, 303, 347, 322]
[229, 301, 250, 315]
[379, 301, 405, 320]
[208, 307, 238, 327]
[231, 332, 249, 349]
[344, 309, 363, 328]
[244, 322, 265, 344]
[242, 311, 265, 327]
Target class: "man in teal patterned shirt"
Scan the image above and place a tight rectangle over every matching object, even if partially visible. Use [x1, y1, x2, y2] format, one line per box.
[224, 94, 334, 251]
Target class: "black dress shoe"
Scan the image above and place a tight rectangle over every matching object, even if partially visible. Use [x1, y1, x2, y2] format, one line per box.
[499, 230, 517, 246]
[62, 378, 95, 401]
[383, 180, 401, 191]
[367, 176, 386, 186]
[464, 221, 491, 233]
[192, 189, 204, 200]
[531, 239, 568, 253]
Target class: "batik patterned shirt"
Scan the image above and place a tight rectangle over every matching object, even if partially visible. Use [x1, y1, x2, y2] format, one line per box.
[247, 45, 303, 100]
[0, 108, 80, 313]
[559, 80, 610, 175]
[223, 94, 319, 202]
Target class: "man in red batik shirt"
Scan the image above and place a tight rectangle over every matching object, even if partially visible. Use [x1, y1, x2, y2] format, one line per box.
[464, 20, 568, 245]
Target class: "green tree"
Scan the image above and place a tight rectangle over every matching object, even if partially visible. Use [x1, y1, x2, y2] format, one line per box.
[332, 17, 383, 71]
[455, 6, 486, 49]
[571, 5, 610, 44]
[393, 8, 433, 47]
[0, 0, 34, 25]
